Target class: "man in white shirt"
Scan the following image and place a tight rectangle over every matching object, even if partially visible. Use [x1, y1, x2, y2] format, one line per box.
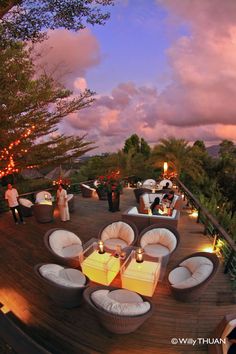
[5, 184, 24, 224]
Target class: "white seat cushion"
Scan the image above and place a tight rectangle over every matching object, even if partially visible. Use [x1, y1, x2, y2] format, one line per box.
[104, 238, 128, 250]
[108, 289, 143, 303]
[49, 230, 82, 257]
[39, 264, 85, 288]
[144, 244, 170, 257]
[19, 198, 33, 208]
[172, 276, 201, 289]
[192, 264, 213, 282]
[101, 221, 134, 245]
[61, 244, 83, 258]
[91, 290, 150, 316]
[168, 266, 192, 285]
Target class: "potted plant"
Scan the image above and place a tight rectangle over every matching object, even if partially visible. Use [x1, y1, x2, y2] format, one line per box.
[96, 171, 122, 212]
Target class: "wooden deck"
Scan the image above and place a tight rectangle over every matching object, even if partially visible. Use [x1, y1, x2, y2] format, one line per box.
[0, 188, 235, 354]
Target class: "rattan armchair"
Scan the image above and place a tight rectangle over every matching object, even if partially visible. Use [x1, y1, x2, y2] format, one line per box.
[34, 263, 89, 308]
[83, 286, 154, 334]
[44, 228, 83, 268]
[98, 220, 138, 251]
[168, 252, 220, 302]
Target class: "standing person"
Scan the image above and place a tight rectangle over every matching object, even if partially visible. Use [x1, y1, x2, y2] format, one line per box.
[57, 184, 70, 222]
[5, 184, 24, 224]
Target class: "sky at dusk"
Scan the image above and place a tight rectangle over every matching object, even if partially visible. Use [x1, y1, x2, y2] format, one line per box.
[36, 0, 236, 153]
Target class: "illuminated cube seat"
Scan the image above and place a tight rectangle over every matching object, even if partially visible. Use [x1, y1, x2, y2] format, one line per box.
[120, 251, 160, 297]
[80, 243, 120, 285]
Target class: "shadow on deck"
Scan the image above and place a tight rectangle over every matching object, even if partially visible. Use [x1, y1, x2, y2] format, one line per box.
[0, 189, 235, 354]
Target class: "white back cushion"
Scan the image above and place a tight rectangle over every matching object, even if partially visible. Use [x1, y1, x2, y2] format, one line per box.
[36, 191, 52, 203]
[141, 193, 150, 207]
[101, 221, 134, 244]
[140, 228, 177, 252]
[49, 230, 82, 257]
[81, 183, 96, 191]
[67, 194, 73, 202]
[39, 264, 85, 288]
[91, 290, 150, 316]
[180, 256, 213, 273]
[19, 198, 33, 208]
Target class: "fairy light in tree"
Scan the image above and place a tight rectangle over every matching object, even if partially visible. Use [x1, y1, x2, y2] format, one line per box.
[0, 125, 35, 177]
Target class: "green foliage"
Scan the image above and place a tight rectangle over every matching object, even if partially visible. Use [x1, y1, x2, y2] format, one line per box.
[0, 0, 114, 43]
[123, 134, 151, 158]
[0, 42, 95, 170]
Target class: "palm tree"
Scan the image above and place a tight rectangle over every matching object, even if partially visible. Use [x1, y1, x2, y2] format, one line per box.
[152, 137, 204, 181]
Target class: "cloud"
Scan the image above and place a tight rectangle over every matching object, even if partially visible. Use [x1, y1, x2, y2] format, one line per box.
[155, 0, 236, 127]
[34, 29, 100, 88]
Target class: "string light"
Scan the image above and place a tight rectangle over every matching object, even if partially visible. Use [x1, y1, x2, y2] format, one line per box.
[0, 126, 35, 177]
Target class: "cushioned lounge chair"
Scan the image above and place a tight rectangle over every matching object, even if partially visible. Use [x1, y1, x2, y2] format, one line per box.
[98, 221, 138, 251]
[139, 224, 180, 263]
[44, 228, 83, 268]
[80, 183, 96, 198]
[168, 252, 220, 302]
[18, 198, 33, 217]
[83, 286, 154, 334]
[34, 263, 89, 308]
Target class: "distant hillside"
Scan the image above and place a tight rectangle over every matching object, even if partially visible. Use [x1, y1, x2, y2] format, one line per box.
[206, 145, 220, 157]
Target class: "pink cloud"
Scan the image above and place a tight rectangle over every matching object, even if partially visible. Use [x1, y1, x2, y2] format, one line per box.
[34, 29, 100, 87]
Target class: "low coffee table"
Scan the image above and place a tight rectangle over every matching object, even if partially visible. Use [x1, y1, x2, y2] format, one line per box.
[120, 250, 161, 297]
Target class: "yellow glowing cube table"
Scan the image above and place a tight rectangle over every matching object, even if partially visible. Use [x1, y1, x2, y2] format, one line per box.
[80, 246, 120, 286]
[120, 252, 160, 297]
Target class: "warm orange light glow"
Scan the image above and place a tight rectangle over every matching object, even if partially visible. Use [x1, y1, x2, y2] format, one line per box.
[163, 162, 168, 173]
[201, 247, 214, 253]
[121, 259, 160, 297]
[81, 251, 120, 285]
[190, 210, 198, 218]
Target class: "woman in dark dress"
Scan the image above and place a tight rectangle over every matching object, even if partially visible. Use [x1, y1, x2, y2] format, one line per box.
[151, 197, 164, 215]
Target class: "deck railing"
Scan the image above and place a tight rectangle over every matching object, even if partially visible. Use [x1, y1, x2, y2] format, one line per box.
[175, 178, 236, 283]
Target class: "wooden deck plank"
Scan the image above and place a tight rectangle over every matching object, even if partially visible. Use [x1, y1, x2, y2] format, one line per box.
[0, 189, 235, 354]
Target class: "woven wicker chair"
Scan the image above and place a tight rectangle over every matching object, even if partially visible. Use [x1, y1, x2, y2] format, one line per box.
[32, 204, 54, 223]
[98, 220, 138, 251]
[35, 191, 52, 204]
[83, 286, 154, 334]
[168, 252, 220, 302]
[34, 263, 89, 308]
[208, 313, 236, 354]
[139, 224, 180, 263]
[18, 198, 33, 217]
[44, 228, 83, 268]
[80, 183, 96, 198]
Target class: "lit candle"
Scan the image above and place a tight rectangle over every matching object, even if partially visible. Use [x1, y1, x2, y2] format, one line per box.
[163, 162, 168, 174]
[136, 248, 144, 263]
[98, 240, 105, 254]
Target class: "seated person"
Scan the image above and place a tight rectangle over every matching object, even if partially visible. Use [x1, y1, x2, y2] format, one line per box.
[150, 197, 164, 215]
[164, 182, 170, 189]
[162, 190, 175, 207]
[227, 327, 236, 354]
